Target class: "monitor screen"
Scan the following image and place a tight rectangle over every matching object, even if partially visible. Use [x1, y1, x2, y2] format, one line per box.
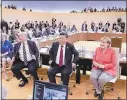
[33, 80, 68, 100]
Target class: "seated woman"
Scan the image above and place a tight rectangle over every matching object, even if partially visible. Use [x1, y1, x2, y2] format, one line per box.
[90, 36, 116, 100]
[1, 34, 14, 81]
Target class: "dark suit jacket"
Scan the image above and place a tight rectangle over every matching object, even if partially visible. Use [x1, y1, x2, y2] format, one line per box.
[82, 24, 87, 31]
[13, 40, 39, 66]
[49, 42, 79, 73]
[32, 32, 42, 38]
[1, 21, 8, 30]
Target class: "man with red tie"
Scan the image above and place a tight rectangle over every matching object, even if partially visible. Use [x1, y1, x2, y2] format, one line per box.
[47, 33, 79, 86]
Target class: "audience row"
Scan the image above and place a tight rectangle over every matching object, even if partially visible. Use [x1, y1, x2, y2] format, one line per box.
[4, 5, 32, 12]
[71, 7, 127, 13]
[1, 17, 125, 39]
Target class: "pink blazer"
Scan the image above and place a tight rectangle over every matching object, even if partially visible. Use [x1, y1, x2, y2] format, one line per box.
[92, 47, 116, 76]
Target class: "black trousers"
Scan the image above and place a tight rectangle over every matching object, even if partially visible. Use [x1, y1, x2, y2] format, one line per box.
[47, 65, 70, 86]
[11, 60, 39, 81]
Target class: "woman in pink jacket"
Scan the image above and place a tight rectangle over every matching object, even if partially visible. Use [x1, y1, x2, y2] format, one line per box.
[90, 36, 116, 100]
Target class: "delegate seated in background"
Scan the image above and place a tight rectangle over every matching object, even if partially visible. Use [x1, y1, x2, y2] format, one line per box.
[48, 33, 79, 86]
[50, 27, 56, 35]
[15, 20, 20, 29]
[81, 21, 87, 32]
[62, 25, 68, 34]
[91, 21, 96, 32]
[42, 27, 47, 36]
[1, 34, 14, 81]
[101, 25, 109, 32]
[66, 25, 71, 33]
[98, 21, 103, 32]
[32, 28, 42, 38]
[120, 21, 125, 33]
[45, 26, 51, 36]
[90, 36, 116, 100]
[70, 25, 77, 33]
[105, 21, 110, 28]
[1, 19, 8, 34]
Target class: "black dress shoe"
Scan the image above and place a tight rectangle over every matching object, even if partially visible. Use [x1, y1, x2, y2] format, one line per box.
[94, 91, 99, 97]
[19, 80, 28, 87]
[98, 91, 104, 100]
[98, 94, 103, 100]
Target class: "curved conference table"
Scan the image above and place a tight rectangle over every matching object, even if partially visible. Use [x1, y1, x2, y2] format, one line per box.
[39, 33, 126, 47]
[38, 32, 126, 84]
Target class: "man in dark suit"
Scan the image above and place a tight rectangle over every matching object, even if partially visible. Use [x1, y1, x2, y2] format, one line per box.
[120, 21, 125, 33]
[47, 33, 79, 86]
[105, 21, 110, 28]
[11, 32, 39, 87]
[81, 21, 87, 32]
[112, 22, 116, 30]
[15, 20, 20, 29]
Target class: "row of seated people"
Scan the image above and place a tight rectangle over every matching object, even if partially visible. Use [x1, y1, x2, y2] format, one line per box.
[71, 7, 127, 13]
[4, 5, 32, 11]
[1, 17, 125, 37]
[1, 29, 118, 100]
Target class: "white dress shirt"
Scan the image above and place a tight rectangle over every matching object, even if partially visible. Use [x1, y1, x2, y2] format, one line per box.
[19, 41, 33, 62]
[56, 43, 66, 65]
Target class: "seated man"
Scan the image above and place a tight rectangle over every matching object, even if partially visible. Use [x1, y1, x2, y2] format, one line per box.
[81, 21, 88, 32]
[47, 33, 79, 86]
[11, 32, 39, 87]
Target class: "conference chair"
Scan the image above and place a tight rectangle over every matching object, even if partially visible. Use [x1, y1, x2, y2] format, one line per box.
[86, 48, 121, 100]
[37, 65, 49, 80]
[68, 69, 76, 95]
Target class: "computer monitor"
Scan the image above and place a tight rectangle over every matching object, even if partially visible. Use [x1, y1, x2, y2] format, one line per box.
[33, 80, 68, 100]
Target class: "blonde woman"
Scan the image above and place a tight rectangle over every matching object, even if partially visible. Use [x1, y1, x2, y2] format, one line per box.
[90, 36, 116, 100]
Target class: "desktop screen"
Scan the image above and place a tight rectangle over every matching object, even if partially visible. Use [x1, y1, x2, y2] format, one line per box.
[33, 80, 68, 100]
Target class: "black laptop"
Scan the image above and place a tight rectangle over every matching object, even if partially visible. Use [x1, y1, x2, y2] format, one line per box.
[33, 80, 68, 100]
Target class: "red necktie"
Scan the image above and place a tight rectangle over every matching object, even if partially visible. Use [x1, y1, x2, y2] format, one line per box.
[59, 46, 63, 67]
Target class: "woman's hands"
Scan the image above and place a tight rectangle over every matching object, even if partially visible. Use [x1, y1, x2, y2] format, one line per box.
[93, 61, 104, 68]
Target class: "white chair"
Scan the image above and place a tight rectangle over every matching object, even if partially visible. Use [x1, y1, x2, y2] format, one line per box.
[102, 48, 121, 100]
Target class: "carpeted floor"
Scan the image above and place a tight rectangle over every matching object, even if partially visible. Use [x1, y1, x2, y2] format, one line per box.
[2, 71, 126, 99]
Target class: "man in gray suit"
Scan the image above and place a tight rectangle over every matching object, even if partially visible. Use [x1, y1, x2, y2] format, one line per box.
[48, 33, 79, 86]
